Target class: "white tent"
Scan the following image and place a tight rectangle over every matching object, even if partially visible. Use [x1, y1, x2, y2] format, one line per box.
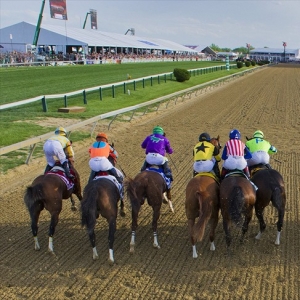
[0, 22, 197, 54]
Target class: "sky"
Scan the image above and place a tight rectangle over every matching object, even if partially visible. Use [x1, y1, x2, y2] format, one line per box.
[0, 0, 299, 50]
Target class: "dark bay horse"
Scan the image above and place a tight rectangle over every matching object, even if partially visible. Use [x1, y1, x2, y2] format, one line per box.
[251, 165, 286, 245]
[81, 177, 123, 264]
[185, 136, 221, 258]
[220, 172, 256, 251]
[125, 170, 174, 253]
[24, 163, 82, 254]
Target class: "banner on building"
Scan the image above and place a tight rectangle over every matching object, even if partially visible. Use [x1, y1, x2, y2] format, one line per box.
[90, 9, 97, 30]
[49, 0, 68, 20]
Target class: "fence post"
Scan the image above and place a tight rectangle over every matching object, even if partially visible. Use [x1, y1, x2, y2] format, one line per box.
[99, 87, 102, 100]
[143, 78, 145, 88]
[158, 76, 160, 84]
[150, 77, 153, 86]
[83, 90, 87, 104]
[42, 96, 47, 112]
[64, 95, 67, 107]
[134, 81, 136, 91]
[123, 82, 126, 94]
[164, 74, 167, 83]
[112, 85, 115, 98]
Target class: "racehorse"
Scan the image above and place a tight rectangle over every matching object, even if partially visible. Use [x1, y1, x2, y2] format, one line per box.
[219, 171, 256, 252]
[81, 176, 124, 264]
[185, 136, 221, 258]
[125, 169, 174, 253]
[24, 162, 82, 254]
[250, 165, 286, 245]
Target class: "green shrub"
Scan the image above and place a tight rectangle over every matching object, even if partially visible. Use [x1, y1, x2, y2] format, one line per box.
[245, 61, 251, 67]
[173, 68, 191, 82]
[251, 60, 256, 66]
[236, 61, 243, 68]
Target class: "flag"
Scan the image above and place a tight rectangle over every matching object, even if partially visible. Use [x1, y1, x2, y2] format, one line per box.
[49, 0, 68, 20]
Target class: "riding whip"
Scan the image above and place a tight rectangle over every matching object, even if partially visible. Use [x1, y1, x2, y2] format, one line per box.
[167, 153, 178, 172]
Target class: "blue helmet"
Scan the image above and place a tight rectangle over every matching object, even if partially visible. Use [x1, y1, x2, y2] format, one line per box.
[229, 129, 241, 140]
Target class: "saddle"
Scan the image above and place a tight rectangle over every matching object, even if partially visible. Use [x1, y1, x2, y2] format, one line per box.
[224, 169, 248, 179]
[195, 172, 220, 184]
[250, 164, 268, 177]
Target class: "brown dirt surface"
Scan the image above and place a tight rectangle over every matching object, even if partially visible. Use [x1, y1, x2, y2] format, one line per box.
[1, 64, 299, 300]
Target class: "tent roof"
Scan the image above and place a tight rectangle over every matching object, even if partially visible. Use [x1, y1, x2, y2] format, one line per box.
[0, 22, 197, 53]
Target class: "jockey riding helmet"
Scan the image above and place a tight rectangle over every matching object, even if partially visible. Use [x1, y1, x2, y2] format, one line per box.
[253, 130, 264, 139]
[153, 126, 164, 135]
[199, 132, 211, 142]
[55, 126, 67, 136]
[229, 129, 241, 140]
[96, 132, 108, 142]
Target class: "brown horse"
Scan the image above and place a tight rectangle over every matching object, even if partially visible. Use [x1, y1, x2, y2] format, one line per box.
[81, 176, 124, 264]
[125, 170, 174, 253]
[220, 172, 256, 251]
[251, 165, 286, 245]
[185, 136, 221, 258]
[24, 163, 82, 254]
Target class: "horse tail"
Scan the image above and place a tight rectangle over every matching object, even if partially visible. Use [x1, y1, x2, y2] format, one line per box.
[24, 183, 44, 211]
[124, 177, 139, 204]
[81, 185, 98, 228]
[192, 192, 212, 242]
[229, 186, 244, 226]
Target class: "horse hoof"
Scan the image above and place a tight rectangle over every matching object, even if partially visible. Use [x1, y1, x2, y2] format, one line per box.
[153, 244, 161, 249]
[129, 246, 135, 254]
[108, 259, 114, 265]
[93, 254, 99, 260]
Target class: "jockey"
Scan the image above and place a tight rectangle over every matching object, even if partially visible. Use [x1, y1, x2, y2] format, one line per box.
[221, 129, 252, 179]
[193, 132, 221, 178]
[141, 126, 174, 181]
[88, 132, 123, 184]
[43, 126, 74, 179]
[246, 130, 277, 170]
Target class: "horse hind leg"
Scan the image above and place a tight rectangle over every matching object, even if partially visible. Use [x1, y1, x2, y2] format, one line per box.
[255, 207, 267, 240]
[48, 213, 60, 254]
[152, 207, 161, 249]
[107, 218, 117, 264]
[29, 203, 43, 251]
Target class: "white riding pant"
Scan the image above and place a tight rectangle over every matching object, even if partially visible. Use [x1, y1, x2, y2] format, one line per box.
[145, 153, 167, 165]
[43, 139, 67, 167]
[193, 160, 214, 173]
[89, 157, 113, 172]
[223, 155, 247, 170]
[247, 151, 270, 166]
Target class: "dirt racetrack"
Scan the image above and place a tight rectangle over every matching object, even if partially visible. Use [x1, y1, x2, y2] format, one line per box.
[0, 64, 299, 300]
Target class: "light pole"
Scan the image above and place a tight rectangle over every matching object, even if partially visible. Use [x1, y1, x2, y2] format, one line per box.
[10, 34, 13, 52]
[246, 43, 251, 57]
[283, 42, 287, 62]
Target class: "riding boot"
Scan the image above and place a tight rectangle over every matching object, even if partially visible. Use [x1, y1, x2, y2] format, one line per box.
[265, 163, 272, 169]
[44, 164, 52, 174]
[140, 160, 148, 172]
[62, 161, 75, 179]
[108, 168, 123, 184]
[221, 167, 227, 179]
[88, 170, 96, 183]
[193, 170, 198, 177]
[213, 162, 221, 179]
[162, 161, 173, 181]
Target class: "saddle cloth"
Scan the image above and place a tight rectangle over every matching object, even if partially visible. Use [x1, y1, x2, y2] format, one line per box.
[146, 167, 172, 189]
[47, 166, 74, 190]
[93, 175, 123, 198]
[195, 172, 220, 184]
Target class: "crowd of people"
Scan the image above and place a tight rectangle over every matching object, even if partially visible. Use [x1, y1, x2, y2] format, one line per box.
[42, 125, 277, 202]
[0, 50, 206, 65]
